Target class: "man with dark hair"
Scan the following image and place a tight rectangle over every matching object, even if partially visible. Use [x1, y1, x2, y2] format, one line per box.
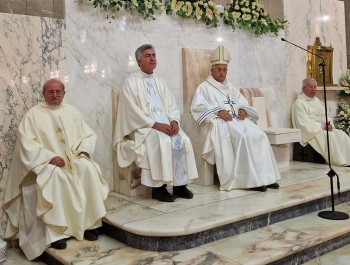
[114, 44, 198, 202]
[292, 78, 350, 166]
[3, 79, 109, 260]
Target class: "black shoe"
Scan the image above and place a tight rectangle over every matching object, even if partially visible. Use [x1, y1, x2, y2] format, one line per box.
[250, 186, 267, 192]
[267, 183, 280, 189]
[152, 185, 175, 202]
[51, 239, 67, 249]
[84, 229, 98, 241]
[173, 185, 193, 199]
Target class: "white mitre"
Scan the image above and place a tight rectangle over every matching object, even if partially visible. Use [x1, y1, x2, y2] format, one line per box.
[209, 46, 231, 66]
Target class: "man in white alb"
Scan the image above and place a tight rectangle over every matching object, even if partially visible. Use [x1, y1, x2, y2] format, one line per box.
[190, 45, 280, 192]
[3, 79, 109, 260]
[292, 78, 350, 166]
[114, 44, 198, 202]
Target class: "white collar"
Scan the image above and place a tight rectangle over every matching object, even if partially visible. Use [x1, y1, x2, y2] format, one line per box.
[302, 93, 315, 101]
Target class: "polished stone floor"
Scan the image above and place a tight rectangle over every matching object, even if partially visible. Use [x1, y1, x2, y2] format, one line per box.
[4, 161, 350, 264]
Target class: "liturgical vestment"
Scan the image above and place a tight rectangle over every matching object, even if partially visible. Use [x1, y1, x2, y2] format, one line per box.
[191, 75, 281, 191]
[292, 93, 350, 166]
[3, 102, 109, 260]
[114, 70, 198, 187]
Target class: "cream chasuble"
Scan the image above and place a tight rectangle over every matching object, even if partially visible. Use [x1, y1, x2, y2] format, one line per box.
[113, 70, 198, 187]
[3, 102, 109, 261]
[292, 93, 350, 166]
[191, 76, 280, 191]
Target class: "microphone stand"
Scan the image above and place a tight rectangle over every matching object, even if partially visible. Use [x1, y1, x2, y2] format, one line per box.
[282, 38, 349, 220]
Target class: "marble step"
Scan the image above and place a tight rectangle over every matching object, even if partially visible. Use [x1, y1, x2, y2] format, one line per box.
[101, 162, 350, 251]
[42, 202, 350, 265]
[304, 243, 350, 265]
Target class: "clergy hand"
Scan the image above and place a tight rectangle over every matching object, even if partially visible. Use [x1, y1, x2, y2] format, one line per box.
[169, 121, 179, 135]
[49, 156, 65, 167]
[324, 121, 333, 132]
[152, 122, 172, 135]
[218, 110, 233, 122]
[238, 109, 246, 120]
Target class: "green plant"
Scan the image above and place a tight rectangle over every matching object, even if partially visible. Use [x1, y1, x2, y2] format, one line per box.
[83, 0, 287, 36]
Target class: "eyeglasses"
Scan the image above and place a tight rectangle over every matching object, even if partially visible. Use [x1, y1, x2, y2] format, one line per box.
[46, 90, 64, 95]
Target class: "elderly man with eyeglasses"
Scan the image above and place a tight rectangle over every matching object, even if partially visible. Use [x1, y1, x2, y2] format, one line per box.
[3, 79, 109, 260]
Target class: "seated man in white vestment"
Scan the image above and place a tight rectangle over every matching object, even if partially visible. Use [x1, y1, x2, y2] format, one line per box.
[2, 79, 109, 260]
[292, 78, 350, 166]
[190, 46, 281, 192]
[113, 44, 198, 202]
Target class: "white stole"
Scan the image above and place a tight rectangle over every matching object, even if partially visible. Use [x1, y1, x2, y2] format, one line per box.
[142, 77, 188, 186]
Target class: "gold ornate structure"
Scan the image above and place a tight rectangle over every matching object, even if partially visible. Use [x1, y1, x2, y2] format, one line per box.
[307, 37, 336, 86]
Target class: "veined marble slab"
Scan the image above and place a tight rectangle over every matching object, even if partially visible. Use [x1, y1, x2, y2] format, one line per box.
[201, 204, 350, 265]
[45, 234, 239, 265]
[103, 162, 350, 238]
[0, 13, 66, 238]
[304, 243, 350, 265]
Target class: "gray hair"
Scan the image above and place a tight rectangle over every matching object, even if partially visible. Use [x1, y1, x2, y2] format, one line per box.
[135, 44, 155, 62]
[42, 79, 65, 93]
[302, 78, 317, 88]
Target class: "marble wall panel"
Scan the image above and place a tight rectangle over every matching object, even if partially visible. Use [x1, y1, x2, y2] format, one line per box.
[0, 0, 26, 15]
[284, 0, 347, 124]
[0, 0, 64, 19]
[0, 13, 66, 237]
[53, 0, 64, 19]
[345, 0, 350, 68]
[237, 30, 287, 127]
[65, 0, 290, 186]
[27, 0, 54, 17]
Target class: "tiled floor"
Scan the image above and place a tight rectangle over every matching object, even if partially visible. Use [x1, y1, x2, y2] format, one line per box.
[5, 161, 350, 264]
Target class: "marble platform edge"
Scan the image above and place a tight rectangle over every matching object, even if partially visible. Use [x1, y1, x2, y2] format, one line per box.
[40, 251, 63, 265]
[268, 232, 350, 265]
[100, 191, 350, 252]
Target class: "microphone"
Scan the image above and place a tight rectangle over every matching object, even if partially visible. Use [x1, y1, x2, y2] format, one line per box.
[281, 38, 324, 65]
[282, 38, 349, 220]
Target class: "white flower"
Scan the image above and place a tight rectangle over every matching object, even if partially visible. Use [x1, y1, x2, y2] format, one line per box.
[234, 5, 240, 10]
[341, 79, 349, 87]
[232, 11, 241, 18]
[195, 7, 203, 19]
[208, 1, 214, 7]
[340, 111, 345, 115]
[203, 3, 208, 7]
